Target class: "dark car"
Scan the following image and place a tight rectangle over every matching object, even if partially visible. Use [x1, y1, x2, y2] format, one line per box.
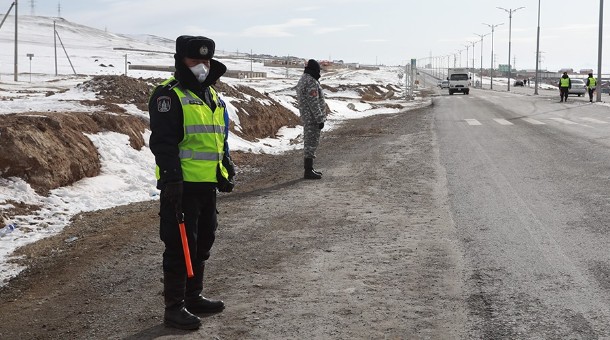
[514, 79, 524, 86]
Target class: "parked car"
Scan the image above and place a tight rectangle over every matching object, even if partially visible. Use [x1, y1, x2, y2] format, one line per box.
[514, 79, 524, 86]
[440, 80, 449, 89]
[600, 81, 610, 95]
[568, 78, 587, 96]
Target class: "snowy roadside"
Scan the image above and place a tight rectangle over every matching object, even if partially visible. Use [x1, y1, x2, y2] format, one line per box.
[0, 65, 431, 287]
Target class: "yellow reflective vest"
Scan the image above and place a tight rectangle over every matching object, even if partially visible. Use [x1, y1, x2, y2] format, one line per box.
[560, 77, 570, 88]
[588, 77, 597, 88]
[155, 78, 229, 183]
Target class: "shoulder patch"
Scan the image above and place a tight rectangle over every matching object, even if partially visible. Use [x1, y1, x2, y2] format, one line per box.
[157, 96, 171, 113]
[309, 89, 318, 97]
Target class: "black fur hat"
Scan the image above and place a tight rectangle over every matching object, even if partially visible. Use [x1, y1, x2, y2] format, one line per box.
[305, 59, 320, 73]
[175, 35, 215, 59]
[304, 59, 321, 80]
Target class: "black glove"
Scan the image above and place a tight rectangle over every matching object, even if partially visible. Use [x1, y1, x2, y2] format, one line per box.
[222, 154, 236, 180]
[318, 122, 324, 130]
[161, 181, 183, 213]
[216, 164, 234, 193]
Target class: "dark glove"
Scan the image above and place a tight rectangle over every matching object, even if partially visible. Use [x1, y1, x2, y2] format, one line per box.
[318, 122, 324, 130]
[161, 181, 183, 213]
[216, 164, 234, 193]
[222, 154, 236, 180]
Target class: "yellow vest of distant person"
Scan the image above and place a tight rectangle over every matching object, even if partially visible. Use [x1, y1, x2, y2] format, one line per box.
[560, 77, 570, 88]
[588, 77, 597, 87]
[155, 78, 229, 183]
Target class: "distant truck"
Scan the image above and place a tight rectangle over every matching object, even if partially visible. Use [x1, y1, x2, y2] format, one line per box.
[447, 68, 470, 95]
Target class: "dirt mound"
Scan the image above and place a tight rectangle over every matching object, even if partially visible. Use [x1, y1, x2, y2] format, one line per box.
[322, 83, 402, 101]
[214, 82, 300, 141]
[0, 112, 148, 195]
[77, 75, 162, 111]
[0, 75, 302, 197]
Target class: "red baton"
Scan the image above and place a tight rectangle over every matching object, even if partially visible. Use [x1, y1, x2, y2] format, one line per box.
[177, 213, 194, 278]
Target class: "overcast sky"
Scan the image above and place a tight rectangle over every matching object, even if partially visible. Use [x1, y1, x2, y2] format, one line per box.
[16, 0, 610, 71]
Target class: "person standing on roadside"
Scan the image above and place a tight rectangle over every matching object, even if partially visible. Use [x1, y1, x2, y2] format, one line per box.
[149, 35, 235, 330]
[558, 72, 571, 102]
[296, 59, 327, 180]
[586, 72, 597, 103]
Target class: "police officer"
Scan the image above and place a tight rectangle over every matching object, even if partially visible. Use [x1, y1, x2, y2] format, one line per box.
[149, 35, 235, 330]
[296, 59, 327, 179]
[558, 71, 571, 102]
[586, 72, 597, 103]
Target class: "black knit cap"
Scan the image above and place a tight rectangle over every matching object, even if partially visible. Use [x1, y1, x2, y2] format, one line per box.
[176, 35, 215, 59]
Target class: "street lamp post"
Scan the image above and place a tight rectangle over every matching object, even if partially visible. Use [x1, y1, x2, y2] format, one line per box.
[498, 6, 525, 92]
[470, 41, 477, 71]
[463, 44, 470, 74]
[474, 33, 489, 88]
[483, 22, 504, 90]
[535, 0, 541, 95]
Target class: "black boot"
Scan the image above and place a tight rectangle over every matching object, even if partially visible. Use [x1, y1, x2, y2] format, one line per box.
[304, 158, 322, 180]
[164, 271, 201, 330]
[185, 263, 225, 314]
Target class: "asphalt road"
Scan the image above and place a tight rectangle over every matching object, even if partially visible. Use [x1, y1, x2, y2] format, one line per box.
[434, 86, 610, 338]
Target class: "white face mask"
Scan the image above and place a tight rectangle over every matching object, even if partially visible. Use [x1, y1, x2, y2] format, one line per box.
[189, 63, 209, 83]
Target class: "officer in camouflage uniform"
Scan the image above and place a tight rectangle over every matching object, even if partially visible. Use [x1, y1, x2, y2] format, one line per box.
[296, 59, 327, 179]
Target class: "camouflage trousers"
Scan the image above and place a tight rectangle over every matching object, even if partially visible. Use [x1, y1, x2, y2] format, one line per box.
[303, 122, 321, 158]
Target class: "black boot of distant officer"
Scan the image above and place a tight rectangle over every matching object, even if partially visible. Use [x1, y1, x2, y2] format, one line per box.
[185, 263, 225, 314]
[164, 271, 201, 330]
[304, 158, 322, 179]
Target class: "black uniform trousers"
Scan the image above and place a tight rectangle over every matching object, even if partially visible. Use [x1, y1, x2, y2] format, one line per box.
[560, 87, 569, 101]
[159, 185, 217, 275]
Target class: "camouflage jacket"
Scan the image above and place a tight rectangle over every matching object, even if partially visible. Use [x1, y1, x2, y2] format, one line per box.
[296, 73, 326, 124]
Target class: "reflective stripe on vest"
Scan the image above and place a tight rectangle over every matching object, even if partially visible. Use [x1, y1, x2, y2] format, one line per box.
[560, 77, 570, 87]
[155, 77, 229, 183]
[589, 77, 597, 87]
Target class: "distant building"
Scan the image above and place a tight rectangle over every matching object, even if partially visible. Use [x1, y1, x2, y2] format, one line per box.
[224, 70, 267, 79]
[559, 68, 574, 74]
[579, 69, 594, 74]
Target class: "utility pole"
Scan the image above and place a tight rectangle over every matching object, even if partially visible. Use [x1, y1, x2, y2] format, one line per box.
[498, 6, 525, 92]
[534, 0, 541, 95]
[54, 20, 57, 75]
[14, 0, 18, 81]
[483, 22, 504, 90]
[596, 0, 604, 102]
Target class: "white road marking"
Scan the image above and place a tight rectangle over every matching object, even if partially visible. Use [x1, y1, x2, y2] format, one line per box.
[549, 117, 578, 125]
[493, 118, 513, 125]
[522, 118, 545, 125]
[580, 117, 608, 124]
[465, 119, 482, 125]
